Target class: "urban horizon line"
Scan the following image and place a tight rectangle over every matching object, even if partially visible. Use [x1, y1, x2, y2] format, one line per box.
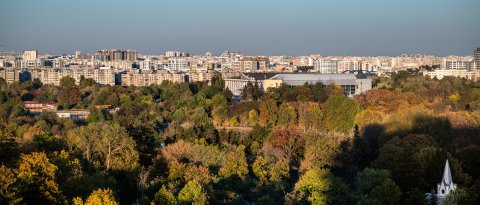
[2, 47, 479, 57]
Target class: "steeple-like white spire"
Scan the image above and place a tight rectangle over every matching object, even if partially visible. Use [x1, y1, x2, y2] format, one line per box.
[436, 159, 457, 201]
[442, 160, 453, 185]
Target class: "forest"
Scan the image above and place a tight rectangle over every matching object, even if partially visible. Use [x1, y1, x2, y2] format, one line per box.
[1, 71, 480, 205]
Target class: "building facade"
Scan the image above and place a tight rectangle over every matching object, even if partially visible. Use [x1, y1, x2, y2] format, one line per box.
[474, 48, 480, 69]
[423, 69, 475, 80]
[23, 50, 38, 60]
[25, 67, 115, 85]
[121, 71, 186, 86]
[0, 68, 22, 83]
[225, 73, 372, 97]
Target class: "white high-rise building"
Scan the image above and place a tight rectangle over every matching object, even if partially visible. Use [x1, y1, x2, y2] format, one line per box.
[23, 50, 38, 60]
[140, 59, 153, 71]
[168, 58, 188, 71]
[313, 59, 338, 73]
[166, 51, 180, 58]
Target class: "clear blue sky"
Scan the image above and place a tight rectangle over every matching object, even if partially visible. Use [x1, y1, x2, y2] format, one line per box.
[0, 0, 479, 56]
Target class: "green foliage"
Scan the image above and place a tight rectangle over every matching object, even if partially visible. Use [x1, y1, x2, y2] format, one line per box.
[301, 133, 342, 171]
[0, 165, 22, 204]
[66, 122, 139, 171]
[442, 188, 470, 205]
[248, 109, 259, 126]
[293, 168, 332, 204]
[356, 168, 402, 205]
[253, 155, 290, 186]
[276, 103, 297, 128]
[60, 76, 76, 88]
[219, 145, 249, 179]
[80, 77, 97, 88]
[0, 125, 20, 165]
[241, 81, 262, 101]
[154, 186, 177, 205]
[178, 180, 207, 205]
[322, 95, 360, 134]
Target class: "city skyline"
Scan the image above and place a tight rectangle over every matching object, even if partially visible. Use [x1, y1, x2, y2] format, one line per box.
[1, 0, 479, 56]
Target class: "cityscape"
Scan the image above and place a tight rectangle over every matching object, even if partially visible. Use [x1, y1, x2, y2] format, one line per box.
[1, 0, 480, 205]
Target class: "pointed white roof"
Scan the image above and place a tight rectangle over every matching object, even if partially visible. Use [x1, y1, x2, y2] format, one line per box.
[442, 160, 453, 185]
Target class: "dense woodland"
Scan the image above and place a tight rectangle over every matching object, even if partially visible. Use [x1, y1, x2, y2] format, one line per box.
[1, 71, 480, 204]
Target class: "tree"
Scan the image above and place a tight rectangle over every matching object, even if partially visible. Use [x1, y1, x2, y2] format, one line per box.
[0, 77, 7, 91]
[300, 133, 342, 171]
[58, 76, 79, 109]
[17, 152, 65, 204]
[212, 105, 228, 126]
[66, 122, 139, 171]
[0, 125, 20, 166]
[253, 155, 290, 186]
[241, 82, 262, 101]
[248, 109, 259, 126]
[32, 78, 43, 89]
[84, 188, 119, 205]
[259, 99, 277, 126]
[442, 188, 470, 205]
[154, 186, 177, 205]
[80, 77, 97, 88]
[370, 179, 402, 205]
[456, 145, 480, 179]
[219, 145, 249, 179]
[323, 95, 360, 134]
[60, 76, 76, 88]
[276, 103, 297, 128]
[356, 168, 402, 205]
[178, 180, 207, 205]
[293, 168, 332, 204]
[0, 165, 21, 204]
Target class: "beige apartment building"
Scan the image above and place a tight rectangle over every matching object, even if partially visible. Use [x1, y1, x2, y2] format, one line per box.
[232, 58, 270, 72]
[27, 67, 115, 85]
[423, 69, 475, 80]
[121, 71, 186, 86]
[0, 68, 22, 83]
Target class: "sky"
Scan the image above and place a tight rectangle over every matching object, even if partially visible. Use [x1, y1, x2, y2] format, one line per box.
[0, 0, 479, 56]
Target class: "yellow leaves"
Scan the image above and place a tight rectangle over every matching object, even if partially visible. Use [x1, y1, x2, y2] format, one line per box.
[184, 166, 211, 185]
[18, 152, 57, 181]
[178, 180, 207, 205]
[355, 109, 384, 128]
[448, 92, 461, 101]
[162, 141, 248, 186]
[219, 145, 248, 180]
[252, 156, 268, 184]
[84, 189, 118, 205]
[443, 111, 478, 128]
[252, 155, 290, 185]
[16, 152, 63, 204]
[294, 168, 332, 205]
[72, 197, 83, 205]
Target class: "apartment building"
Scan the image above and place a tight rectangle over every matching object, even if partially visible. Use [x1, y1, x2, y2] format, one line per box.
[423, 69, 475, 80]
[23, 50, 38, 60]
[168, 58, 188, 71]
[25, 67, 115, 85]
[0, 68, 22, 83]
[313, 60, 338, 73]
[121, 71, 186, 86]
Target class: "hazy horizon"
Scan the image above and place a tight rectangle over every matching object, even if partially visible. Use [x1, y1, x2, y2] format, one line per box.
[1, 0, 479, 56]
